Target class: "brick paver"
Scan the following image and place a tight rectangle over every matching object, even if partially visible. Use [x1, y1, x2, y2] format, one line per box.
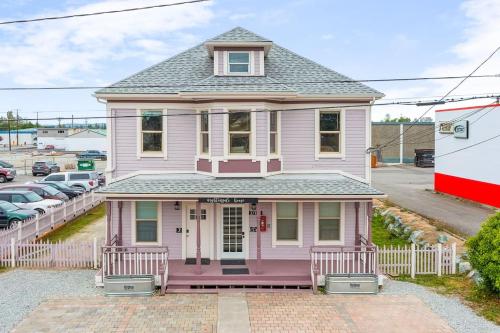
[12, 293, 454, 333]
[247, 293, 454, 333]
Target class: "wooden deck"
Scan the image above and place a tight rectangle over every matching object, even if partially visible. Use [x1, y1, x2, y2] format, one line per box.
[167, 259, 312, 289]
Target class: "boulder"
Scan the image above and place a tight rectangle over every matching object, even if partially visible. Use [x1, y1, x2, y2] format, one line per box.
[458, 261, 472, 274]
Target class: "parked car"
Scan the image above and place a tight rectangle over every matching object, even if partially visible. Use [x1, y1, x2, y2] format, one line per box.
[37, 181, 84, 199]
[0, 200, 37, 228]
[41, 171, 99, 191]
[0, 160, 16, 183]
[45, 144, 55, 150]
[77, 150, 107, 160]
[32, 161, 61, 176]
[414, 149, 435, 168]
[0, 184, 69, 201]
[0, 191, 63, 214]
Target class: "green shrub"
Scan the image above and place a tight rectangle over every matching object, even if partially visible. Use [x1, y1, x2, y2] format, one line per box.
[466, 213, 500, 294]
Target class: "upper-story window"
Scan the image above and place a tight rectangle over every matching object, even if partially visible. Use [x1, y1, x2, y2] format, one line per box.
[318, 110, 342, 155]
[228, 52, 250, 74]
[269, 111, 279, 155]
[228, 111, 251, 154]
[140, 110, 164, 154]
[199, 110, 210, 155]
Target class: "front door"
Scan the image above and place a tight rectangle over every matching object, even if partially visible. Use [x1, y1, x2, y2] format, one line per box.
[220, 205, 247, 259]
[186, 205, 211, 259]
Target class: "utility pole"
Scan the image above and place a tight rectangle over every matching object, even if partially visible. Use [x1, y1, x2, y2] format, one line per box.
[36, 112, 39, 127]
[16, 109, 19, 147]
[71, 115, 74, 129]
[58, 117, 61, 128]
[7, 113, 11, 152]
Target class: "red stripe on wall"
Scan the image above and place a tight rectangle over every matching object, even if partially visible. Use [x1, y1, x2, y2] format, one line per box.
[435, 103, 500, 113]
[435, 172, 500, 208]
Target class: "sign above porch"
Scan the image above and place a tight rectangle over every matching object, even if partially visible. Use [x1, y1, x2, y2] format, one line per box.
[199, 198, 258, 204]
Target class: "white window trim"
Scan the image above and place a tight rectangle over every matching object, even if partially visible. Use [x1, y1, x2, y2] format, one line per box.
[314, 202, 345, 246]
[272, 202, 303, 247]
[268, 110, 281, 157]
[315, 108, 345, 160]
[131, 201, 162, 246]
[196, 109, 211, 157]
[223, 109, 256, 158]
[223, 51, 254, 76]
[136, 109, 168, 159]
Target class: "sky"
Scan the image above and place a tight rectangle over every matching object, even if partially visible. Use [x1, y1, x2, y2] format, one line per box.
[0, 0, 499, 125]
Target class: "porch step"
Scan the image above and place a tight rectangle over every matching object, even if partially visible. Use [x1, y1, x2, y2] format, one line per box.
[167, 276, 312, 286]
[165, 286, 312, 294]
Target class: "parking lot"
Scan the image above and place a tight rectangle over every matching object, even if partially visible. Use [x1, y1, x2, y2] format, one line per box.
[372, 165, 495, 236]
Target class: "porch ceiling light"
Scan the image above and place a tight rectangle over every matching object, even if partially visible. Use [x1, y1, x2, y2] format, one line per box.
[174, 201, 180, 210]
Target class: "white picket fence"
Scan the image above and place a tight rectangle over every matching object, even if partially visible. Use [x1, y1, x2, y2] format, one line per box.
[0, 238, 101, 268]
[0, 191, 103, 245]
[377, 243, 457, 278]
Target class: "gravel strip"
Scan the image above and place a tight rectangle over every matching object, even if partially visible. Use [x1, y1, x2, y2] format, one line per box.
[0, 269, 102, 333]
[382, 278, 498, 333]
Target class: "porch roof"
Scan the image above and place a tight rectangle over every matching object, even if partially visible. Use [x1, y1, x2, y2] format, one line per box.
[98, 173, 385, 199]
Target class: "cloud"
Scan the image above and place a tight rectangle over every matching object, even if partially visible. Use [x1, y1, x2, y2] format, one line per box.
[229, 13, 256, 21]
[321, 34, 334, 40]
[0, 0, 214, 85]
[374, 0, 500, 121]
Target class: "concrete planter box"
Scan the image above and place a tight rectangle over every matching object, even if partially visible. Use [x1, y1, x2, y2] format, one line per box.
[325, 274, 378, 294]
[104, 275, 155, 297]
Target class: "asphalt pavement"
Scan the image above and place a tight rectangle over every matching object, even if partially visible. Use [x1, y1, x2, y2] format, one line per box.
[372, 165, 495, 236]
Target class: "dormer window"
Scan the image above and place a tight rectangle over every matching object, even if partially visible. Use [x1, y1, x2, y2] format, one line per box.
[228, 52, 250, 74]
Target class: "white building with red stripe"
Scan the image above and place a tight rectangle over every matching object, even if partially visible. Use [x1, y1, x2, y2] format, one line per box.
[435, 103, 500, 208]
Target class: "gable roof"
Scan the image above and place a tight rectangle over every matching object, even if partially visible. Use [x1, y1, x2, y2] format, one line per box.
[97, 27, 383, 98]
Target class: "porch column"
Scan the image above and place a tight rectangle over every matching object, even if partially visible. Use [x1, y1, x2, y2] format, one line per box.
[367, 201, 373, 244]
[354, 202, 360, 246]
[256, 207, 262, 274]
[195, 201, 202, 275]
[117, 201, 123, 246]
[106, 201, 112, 245]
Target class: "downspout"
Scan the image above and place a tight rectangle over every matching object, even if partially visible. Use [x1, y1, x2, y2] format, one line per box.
[96, 97, 116, 178]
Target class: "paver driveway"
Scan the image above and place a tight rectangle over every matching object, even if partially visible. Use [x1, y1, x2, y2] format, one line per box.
[12, 292, 454, 333]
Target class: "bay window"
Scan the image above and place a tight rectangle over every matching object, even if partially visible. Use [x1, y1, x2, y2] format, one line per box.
[228, 111, 251, 154]
[269, 110, 279, 155]
[199, 110, 210, 155]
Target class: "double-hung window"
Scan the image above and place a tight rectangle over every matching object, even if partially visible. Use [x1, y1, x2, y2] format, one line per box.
[318, 110, 341, 155]
[273, 202, 302, 246]
[269, 111, 279, 155]
[228, 52, 250, 74]
[228, 111, 251, 154]
[134, 201, 161, 244]
[315, 202, 343, 245]
[199, 111, 210, 155]
[141, 110, 163, 153]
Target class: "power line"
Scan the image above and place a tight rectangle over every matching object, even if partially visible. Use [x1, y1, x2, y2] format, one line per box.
[0, 0, 210, 25]
[435, 133, 500, 158]
[0, 74, 498, 91]
[377, 45, 500, 150]
[5, 95, 500, 123]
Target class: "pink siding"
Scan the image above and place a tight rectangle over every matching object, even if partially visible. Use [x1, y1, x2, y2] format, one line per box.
[210, 109, 224, 156]
[267, 159, 281, 172]
[197, 158, 212, 172]
[218, 159, 260, 173]
[281, 109, 367, 179]
[256, 111, 267, 155]
[217, 51, 224, 75]
[111, 109, 196, 178]
[254, 50, 261, 76]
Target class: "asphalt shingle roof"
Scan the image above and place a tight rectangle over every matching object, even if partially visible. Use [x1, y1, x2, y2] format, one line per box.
[97, 27, 383, 97]
[97, 173, 384, 197]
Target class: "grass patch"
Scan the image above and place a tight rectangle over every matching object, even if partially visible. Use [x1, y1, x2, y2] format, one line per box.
[40, 203, 105, 242]
[396, 274, 500, 324]
[371, 212, 409, 247]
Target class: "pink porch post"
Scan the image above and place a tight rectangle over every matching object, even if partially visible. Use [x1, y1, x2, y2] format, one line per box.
[195, 201, 202, 275]
[106, 201, 112, 245]
[117, 201, 123, 246]
[367, 201, 373, 243]
[256, 207, 262, 274]
[354, 202, 360, 246]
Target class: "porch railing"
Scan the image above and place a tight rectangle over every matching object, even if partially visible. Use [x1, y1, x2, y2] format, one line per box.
[101, 245, 169, 294]
[310, 245, 377, 290]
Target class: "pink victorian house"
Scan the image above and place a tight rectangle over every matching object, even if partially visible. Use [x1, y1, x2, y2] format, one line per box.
[95, 27, 385, 292]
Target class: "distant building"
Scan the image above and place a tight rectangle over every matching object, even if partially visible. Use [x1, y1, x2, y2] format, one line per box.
[37, 128, 106, 151]
[0, 128, 37, 147]
[435, 104, 500, 207]
[372, 122, 435, 163]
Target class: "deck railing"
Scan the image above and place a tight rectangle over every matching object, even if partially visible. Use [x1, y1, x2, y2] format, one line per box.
[101, 245, 169, 293]
[310, 245, 378, 290]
